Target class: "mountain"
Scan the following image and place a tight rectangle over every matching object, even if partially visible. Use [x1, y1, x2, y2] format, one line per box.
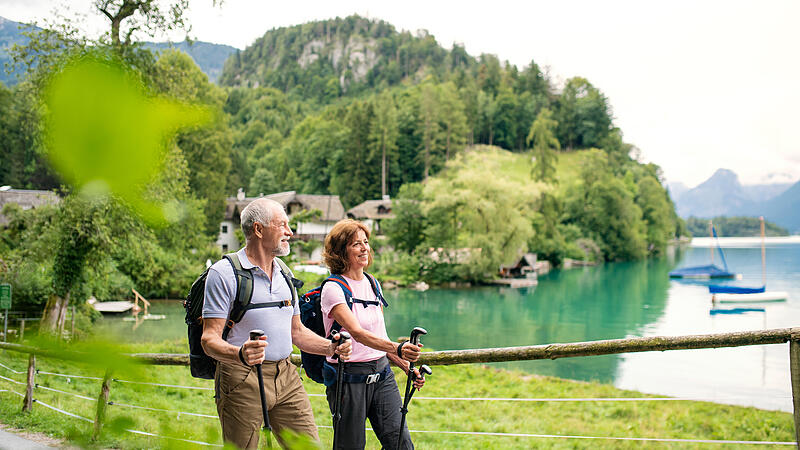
[0, 16, 236, 85]
[675, 169, 751, 218]
[143, 41, 237, 83]
[0, 17, 35, 87]
[218, 15, 478, 99]
[743, 182, 793, 203]
[753, 180, 800, 232]
[666, 181, 689, 201]
[673, 168, 799, 232]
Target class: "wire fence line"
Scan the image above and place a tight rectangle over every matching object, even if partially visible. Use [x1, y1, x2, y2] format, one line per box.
[2, 327, 800, 447]
[1, 355, 792, 403]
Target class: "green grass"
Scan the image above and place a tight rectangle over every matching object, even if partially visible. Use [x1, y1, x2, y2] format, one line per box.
[0, 340, 794, 449]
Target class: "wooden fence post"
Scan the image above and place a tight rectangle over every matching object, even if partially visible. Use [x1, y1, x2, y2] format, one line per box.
[22, 354, 35, 412]
[93, 369, 112, 440]
[790, 337, 800, 448]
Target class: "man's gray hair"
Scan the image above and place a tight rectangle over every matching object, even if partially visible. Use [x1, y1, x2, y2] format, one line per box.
[240, 198, 284, 239]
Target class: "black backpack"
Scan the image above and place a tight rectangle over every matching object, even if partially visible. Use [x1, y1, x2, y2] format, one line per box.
[299, 273, 386, 383]
[184, 254, 301, 379]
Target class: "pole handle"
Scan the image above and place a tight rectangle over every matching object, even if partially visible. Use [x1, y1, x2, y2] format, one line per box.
[330, 330, 350, 360]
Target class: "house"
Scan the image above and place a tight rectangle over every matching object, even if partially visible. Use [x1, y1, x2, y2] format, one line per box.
[217, 190, 345, 259]
[499, 253, 538, 278]
[0, 187, 60, 226]
[346, 196, 394, 234]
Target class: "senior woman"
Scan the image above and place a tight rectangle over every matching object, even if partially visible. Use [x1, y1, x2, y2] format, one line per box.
[320, 219, 425, 450]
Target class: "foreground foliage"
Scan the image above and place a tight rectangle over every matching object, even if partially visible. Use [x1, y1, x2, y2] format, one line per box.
[0, 339, 793, 449]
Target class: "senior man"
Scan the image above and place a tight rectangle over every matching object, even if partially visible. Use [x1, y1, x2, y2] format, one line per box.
[202, 198, 351, 448]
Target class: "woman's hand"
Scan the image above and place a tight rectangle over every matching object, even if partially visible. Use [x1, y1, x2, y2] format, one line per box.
[410, 367, 426, 390]
[328, 337, 352, 361]
[397, 342, 422, 362]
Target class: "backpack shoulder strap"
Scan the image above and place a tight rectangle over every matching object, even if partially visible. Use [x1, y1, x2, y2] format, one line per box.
[222, 253, 254, 340]
[321, 274, 353, 337]
[323, 274, 354, 310]
[364, 272, 388, 307]
[274, 257, 300, 306]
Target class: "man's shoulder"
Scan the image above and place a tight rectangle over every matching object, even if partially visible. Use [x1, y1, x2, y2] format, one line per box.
[209, 255, 236, 280]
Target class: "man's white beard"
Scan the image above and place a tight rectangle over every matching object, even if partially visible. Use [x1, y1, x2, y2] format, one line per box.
[274, 243, 290, 257]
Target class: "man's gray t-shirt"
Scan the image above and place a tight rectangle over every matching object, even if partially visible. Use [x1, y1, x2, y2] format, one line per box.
[202, 248, 299, 361]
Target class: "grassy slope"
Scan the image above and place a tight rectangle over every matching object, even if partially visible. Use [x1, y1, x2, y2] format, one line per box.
[0, 340, 793, 449]
[456, 145, 587, 195]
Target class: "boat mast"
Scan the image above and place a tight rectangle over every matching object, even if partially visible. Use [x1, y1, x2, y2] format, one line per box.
[760, 216, 766, 287]
[708, 220, 714, 265]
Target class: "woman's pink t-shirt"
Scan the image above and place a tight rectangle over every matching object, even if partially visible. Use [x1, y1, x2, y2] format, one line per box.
[320, 274, 389, 363]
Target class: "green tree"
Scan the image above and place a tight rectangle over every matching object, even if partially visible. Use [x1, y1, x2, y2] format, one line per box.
[422, 151, 539, 282]
[566, 149, 647, 261]
[635, 175, 674, 254]
[526, 107, 560, 183]
[331, 100, 379, 207]
[555, 77, 613, 150]
[419, 82, 441, 180]
[492, 87, 518, 150]
[383, 183, 426, 253]
[286, 114, 349, 194]
[369, 91, 399, 197]
[153, 50, 233, 237]
[437, 82, 468, 162]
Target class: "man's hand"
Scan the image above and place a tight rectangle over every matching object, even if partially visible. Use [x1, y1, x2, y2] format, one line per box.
[240, 335, 268, 366]
[329, 338, 352, 361]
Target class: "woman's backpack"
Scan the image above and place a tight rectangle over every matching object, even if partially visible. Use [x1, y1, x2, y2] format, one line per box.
[299, 273, 386, 383]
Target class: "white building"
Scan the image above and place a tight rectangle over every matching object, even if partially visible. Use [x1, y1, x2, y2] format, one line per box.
[216, 190, 346, 260]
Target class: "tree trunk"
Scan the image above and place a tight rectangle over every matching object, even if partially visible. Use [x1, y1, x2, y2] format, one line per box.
[424, 139, 430, 181]
[41, 292, 69, 335]
[381, 132, 387, 197]
[446, 125, 451, 161]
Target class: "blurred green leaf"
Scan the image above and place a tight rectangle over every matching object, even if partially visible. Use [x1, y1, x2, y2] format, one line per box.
[43, 56, 210, 226]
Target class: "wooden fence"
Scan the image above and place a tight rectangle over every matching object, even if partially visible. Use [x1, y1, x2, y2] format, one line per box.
[2, 326, 800, 447]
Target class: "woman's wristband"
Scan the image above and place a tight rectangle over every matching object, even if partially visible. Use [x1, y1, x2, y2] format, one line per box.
[396, 341, 406, 358]
[238, 345, 249, 366]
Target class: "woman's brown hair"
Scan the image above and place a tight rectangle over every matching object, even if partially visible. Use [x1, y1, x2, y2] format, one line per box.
[322, 219, 373, 274]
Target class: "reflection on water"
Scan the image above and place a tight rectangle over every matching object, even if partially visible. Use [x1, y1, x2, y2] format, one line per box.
[100, 242, 800, 411]
[384, 258, 672, 382]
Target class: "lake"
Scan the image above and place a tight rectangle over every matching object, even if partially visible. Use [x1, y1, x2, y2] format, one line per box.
[98, 239, 800, 412]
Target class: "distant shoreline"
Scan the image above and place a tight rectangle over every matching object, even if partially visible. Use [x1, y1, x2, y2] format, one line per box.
[690, 236, 800, 247]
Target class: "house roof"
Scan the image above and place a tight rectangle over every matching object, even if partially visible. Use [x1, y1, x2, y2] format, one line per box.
[346, 199, 394, 220]
[223, 191, 345, 222]
[0, 189, 60, 225]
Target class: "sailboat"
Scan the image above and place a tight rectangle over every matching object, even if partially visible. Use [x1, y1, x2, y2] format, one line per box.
[711, 217, 788, 303]
[708, 217, 766, 295]
[669, 221, 736, 279]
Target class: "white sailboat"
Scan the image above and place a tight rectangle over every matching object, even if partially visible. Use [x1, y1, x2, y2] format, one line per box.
[712, 217, 788, 303]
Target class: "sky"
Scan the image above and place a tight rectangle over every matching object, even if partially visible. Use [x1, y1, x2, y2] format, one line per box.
[4, 0, 800, 189]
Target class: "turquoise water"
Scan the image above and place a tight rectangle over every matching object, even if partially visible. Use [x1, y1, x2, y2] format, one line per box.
[100, 241, 800, 411]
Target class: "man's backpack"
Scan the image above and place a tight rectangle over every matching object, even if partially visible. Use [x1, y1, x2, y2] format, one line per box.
[299, 273, 387, 383]
[184, 254, 301, 379]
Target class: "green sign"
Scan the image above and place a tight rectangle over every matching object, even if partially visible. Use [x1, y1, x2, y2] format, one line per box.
[0, 284, 10, 309]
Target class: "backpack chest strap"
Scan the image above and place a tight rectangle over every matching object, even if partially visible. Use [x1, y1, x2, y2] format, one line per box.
[351, 298, 382, 308]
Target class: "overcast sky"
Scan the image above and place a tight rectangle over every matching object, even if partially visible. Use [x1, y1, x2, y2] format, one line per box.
[4, 0, 799, 188]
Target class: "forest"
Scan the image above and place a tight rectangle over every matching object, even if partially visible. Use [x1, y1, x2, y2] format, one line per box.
[0, 6, 685, 332]
[685, 216, 788, 238]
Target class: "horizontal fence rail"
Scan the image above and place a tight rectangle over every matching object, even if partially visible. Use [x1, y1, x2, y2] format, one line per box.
[1, 326, 785, 367]
[1, 326, 800, 447]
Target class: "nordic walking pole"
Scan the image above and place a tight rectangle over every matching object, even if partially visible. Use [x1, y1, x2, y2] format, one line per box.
[331, 330, 350, 450]
[397, 327, 426, 450]
[249, 329, 273, 449]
